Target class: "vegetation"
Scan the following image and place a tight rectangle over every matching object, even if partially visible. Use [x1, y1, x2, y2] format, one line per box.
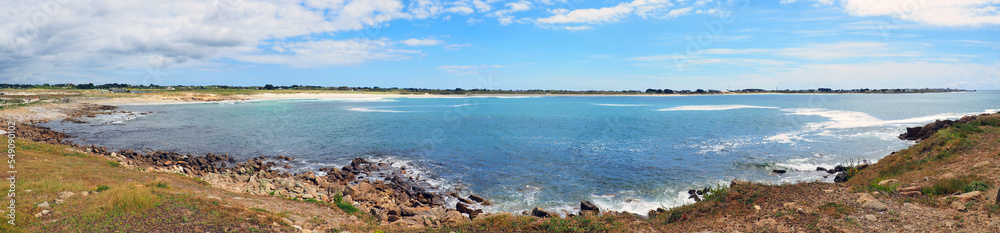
[3, 139, 293, 232]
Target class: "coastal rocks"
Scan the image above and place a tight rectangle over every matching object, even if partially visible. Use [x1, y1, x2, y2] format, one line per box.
[898, 114, 989, 141]
[456, 203, 481, 219]
[833, 172, 851, 183]
[531, 207, 552, 218]
[771, 170, 787, 174]
[899, 120, 954, 140]
[580, 201, 600, 214]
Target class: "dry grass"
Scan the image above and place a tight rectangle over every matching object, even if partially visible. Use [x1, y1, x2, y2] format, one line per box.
[4, 139, 294, 232]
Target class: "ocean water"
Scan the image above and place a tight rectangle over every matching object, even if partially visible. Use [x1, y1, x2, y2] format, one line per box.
[42, 91, 1000, 215]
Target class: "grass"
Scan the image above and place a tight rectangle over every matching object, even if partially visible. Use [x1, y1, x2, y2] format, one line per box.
[107, 161, 120, 167]
[922, 175, 989, 196]
[4, 139, 294, 233]
[333, 193, 359, 214]
[864, 179, 900, 193]
[818, 202, 854, 219]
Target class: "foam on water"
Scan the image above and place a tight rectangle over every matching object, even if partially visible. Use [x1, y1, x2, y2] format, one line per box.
[347, 107, 412, 113]
[656, 105, 779, 111]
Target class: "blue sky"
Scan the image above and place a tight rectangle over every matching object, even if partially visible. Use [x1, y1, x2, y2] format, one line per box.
[2, 0, 999, 90]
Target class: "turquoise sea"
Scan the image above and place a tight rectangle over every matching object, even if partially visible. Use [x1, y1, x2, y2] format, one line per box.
[42, 91, 1000, 214]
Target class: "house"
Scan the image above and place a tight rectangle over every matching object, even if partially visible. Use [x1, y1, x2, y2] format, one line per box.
[108, 88, 128, 93]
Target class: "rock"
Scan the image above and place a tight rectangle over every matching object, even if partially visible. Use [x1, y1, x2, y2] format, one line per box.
[864, 214, 876, 221]
[207, 195, 222, 201]
[468, 194, 486, 203]
[823, 189, 834, 193]
[834, 172, 850, 183]
[441, 210, 467, 225]
[58, 191, 75, 199]
[753, 205, 761, 211]
[973, 161, 991, 168]
[856, 193, 877, 204]
[862, 200, 889, 211]
[756, 218, 777, 226]
[898, 119, 954, 141]
[877, 179, 898, 186]
[816, 167, 827, 172]
[80, 191, 89, 197]
[55, 199, 64, 204]
[903, 203, 921, 210]
[940, 172, 956, 180]
[580, 201, 600, 213]
[280, 218, 294, 225]
[531, 207, 552, 218]
[387, 215, 401, 222]
[771, 170, 787, 174]
[37, 201, 50, 208]
[782, 202, 796, 209]
[456, 203, 478, 219]
[953, 191, 981, 202]
[951, 201, 966, 211]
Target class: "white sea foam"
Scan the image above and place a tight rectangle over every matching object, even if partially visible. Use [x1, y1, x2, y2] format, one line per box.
[783, 108, 974, 129]
[592, 103, 649, 107]
[348, 107, 411, 113]
[656, 105, 779, 111]
[985, 109, 1000, 113]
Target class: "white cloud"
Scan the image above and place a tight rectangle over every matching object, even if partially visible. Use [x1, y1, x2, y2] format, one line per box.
[839, 0, 1000, 27]
[563, 25, 594, 31]
[488, 1, 533, 25]
[400, 38, 445, 46]
[534, 0, 711, 26]
[435, 64, 504, 75]
[0, 0, 492, 82]
[235, 39, 414, 68]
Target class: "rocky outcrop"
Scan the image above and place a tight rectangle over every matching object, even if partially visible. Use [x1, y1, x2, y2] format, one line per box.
[898, 114, 990, 141]
[580, 201, 600, 215]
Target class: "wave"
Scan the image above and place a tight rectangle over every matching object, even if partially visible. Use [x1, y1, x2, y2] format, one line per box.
[592, 103, 649, 107]
[348, 107, 411, 113]
[782, 108, 975, 129]
[656, 105, 779, 111]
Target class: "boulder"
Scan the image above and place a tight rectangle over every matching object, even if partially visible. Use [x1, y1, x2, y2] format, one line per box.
[580, 201, 600, 214]
[387, 214, 401, 222]
[468, 194, 486, 203]
[862, 200, 889, 211]
[951, 201, 966, 211]
[37, 201, 50, 208]
[456, 203, 478, 219]
[973, 161, 991, 168]
[58, 191, 75, 199]
[953, 191, 981, 202]
[531, 207, 552, 218]
[441, 210, 467, 225]
[816, 167, 827, 172]
[834, 172, 850, 183]
[771, 170, 787, 174]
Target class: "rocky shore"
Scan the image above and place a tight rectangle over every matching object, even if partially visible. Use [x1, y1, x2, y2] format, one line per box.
[8, 103, 535, 229]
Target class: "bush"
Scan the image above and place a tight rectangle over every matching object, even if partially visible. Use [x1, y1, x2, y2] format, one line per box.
[923, 176, 987, 196]
[95, 185, 110, 192]
[962, 181, 989, 193]
[108, 161, 120, 167]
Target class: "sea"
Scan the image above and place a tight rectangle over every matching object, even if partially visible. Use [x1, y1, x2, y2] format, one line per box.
[41, 91, 1000, 215]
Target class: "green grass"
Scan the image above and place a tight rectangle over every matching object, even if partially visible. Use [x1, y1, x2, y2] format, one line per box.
[95, 185, 110, 192]
[865, 179, 900, 193]
[922, 175, 989, 196]
[108, 161, 120, 167]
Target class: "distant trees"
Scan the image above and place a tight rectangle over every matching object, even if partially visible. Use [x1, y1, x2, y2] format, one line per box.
[263, 84, 275, 90]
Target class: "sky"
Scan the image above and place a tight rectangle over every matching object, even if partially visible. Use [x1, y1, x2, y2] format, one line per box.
[1, 0, 999, 90]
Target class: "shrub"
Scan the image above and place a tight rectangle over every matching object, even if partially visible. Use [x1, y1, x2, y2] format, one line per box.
[95, 185, 110, 192]
[962, 181, 989, 193]
[108, 161, 120, 167]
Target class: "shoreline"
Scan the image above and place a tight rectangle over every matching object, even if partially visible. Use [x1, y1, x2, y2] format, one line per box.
[3, 89, 979, 106]
[6, 99, 1000, 231]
